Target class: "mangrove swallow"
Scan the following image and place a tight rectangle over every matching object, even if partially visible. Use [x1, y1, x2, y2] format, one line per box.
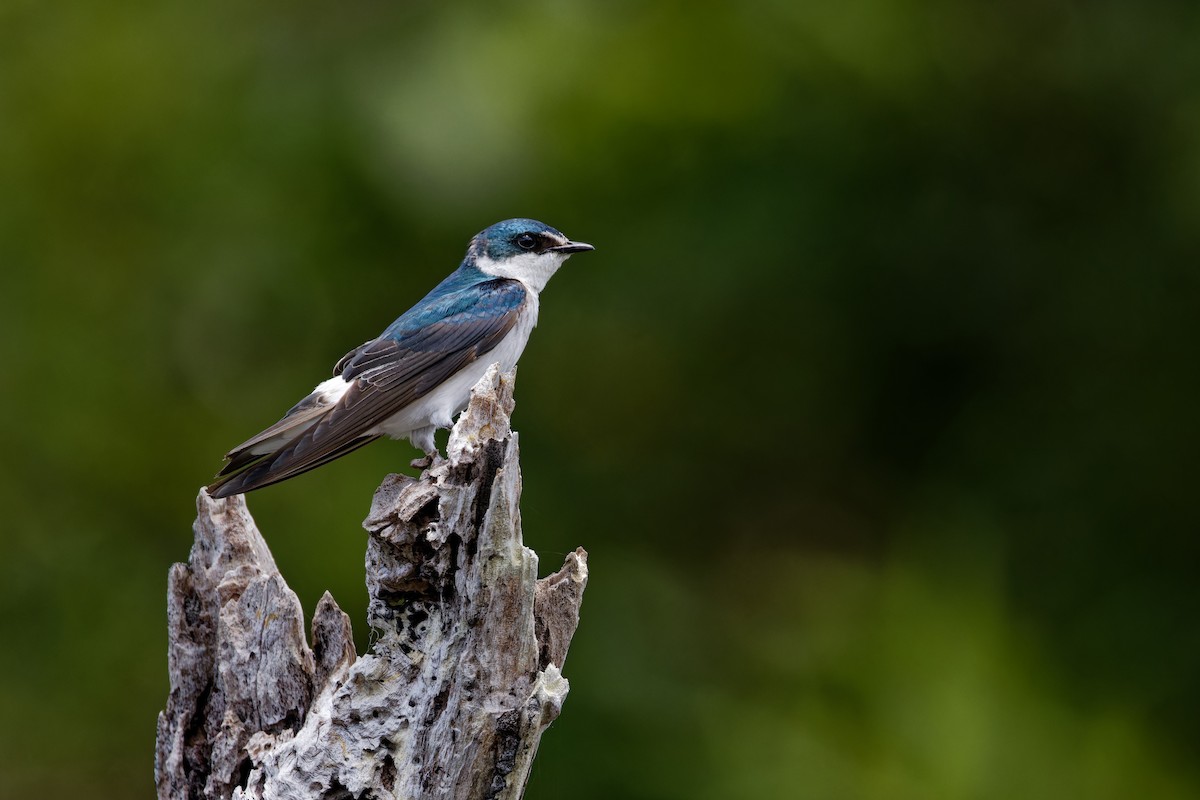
[207, 218, 593, 497]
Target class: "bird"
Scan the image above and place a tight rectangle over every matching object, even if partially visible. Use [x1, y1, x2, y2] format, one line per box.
[207, 218, 594, 498]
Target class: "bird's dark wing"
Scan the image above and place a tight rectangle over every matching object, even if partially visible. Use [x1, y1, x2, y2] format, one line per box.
[208, 278, 526, 497]
[218, 388, 348, 464]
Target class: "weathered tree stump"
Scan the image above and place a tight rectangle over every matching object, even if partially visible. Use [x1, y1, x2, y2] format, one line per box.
[155, 367, 588, 800]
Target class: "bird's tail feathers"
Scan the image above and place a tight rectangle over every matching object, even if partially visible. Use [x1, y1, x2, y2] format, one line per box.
[209, 395, 346, 497]
[208, 434, 380, 498]
[223, 392, 335, 458]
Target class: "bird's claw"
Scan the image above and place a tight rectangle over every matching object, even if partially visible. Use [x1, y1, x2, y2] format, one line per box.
[410, 452, 440, 470]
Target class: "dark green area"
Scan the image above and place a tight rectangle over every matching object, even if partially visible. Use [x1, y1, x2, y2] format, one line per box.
[2, 0, 1198, 797]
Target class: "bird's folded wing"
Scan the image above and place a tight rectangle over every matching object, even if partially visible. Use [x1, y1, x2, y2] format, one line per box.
[327, 277, 527, 431]
[209, 279, 526, 495]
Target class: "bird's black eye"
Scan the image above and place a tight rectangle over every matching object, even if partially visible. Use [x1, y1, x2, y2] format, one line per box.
[515, 233, 537, 250]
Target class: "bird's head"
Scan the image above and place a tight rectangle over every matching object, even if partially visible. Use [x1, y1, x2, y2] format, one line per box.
[469, 218, 594, 292]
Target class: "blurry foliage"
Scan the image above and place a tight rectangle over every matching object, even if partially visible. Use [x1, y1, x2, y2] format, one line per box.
[2, 0, 1199, 797]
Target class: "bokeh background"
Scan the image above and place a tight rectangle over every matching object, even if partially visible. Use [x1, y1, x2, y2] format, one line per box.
[2, 0, 1199, 797]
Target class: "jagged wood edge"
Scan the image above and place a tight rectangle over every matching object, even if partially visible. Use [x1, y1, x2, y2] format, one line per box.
[155, 366, 588, 800]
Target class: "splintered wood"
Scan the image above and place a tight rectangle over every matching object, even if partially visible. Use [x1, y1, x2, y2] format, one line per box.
[156, 367, 588, 800]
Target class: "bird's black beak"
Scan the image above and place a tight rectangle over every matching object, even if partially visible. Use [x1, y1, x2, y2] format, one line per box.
[548, 241, 595, 254]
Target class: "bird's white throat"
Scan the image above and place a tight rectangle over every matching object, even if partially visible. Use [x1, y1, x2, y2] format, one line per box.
[475, 251, 568, 294]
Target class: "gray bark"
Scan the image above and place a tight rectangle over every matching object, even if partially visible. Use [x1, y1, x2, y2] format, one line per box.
[155, 367, 588, 800]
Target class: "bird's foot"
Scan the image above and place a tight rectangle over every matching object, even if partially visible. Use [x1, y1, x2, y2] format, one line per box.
[410, 451, 441, 470]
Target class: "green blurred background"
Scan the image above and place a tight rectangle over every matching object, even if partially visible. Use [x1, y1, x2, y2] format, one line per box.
[2, 0, 1199, 797]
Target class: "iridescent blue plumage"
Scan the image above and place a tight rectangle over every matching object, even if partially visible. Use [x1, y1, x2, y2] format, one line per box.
[472, 218, 571, 260]
[379, 262, 525, 342]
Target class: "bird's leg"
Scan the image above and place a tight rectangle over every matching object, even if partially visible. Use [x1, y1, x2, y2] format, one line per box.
[409, 425, 443, 470]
